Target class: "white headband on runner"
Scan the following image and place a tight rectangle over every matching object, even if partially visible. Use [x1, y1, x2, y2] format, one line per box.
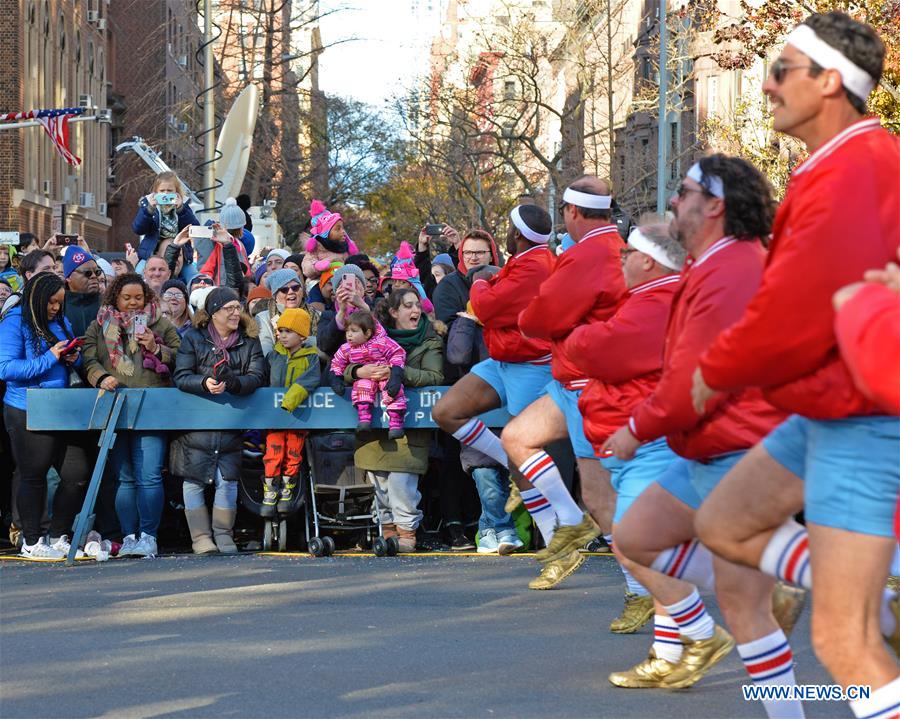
[562, 186, 612, 210]
[785, 25, 876, 101]
[510, 205, 551, 244]
[686, 162, 725, 199]
[627, 228, 682, 270]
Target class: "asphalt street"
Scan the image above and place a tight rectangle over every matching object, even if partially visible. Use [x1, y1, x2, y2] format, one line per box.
[0, 553, 850, 719]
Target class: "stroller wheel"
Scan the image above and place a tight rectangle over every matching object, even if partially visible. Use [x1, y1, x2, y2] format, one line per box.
[373, 537, 388, 557]
[386, 537, 400, 556]
[308, 537, 326, 557]
[278, 519, 289, 552]
[322, 536, 335, 556]
[262, 522, 274, 551]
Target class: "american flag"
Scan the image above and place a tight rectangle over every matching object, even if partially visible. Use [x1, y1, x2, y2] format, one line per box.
[0, 107, 86, 166]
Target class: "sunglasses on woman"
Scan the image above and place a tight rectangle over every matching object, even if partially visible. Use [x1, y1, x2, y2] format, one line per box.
[277, 284, 302, 294]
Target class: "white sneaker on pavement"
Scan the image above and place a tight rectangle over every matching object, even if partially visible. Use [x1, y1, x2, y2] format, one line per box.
[118, 534, 138, 557]
[131, 534, 158, 558]
[20, 537, 65, 561]
[49, 535, 84, 559]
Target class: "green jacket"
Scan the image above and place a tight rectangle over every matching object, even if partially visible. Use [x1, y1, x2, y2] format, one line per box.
[344, 324, 444, 474]
[267, 341, 321, 412]
[83, 316, 181, 388]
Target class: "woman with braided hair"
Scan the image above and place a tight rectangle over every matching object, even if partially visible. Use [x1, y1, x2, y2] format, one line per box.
[0, 272, 92, 560]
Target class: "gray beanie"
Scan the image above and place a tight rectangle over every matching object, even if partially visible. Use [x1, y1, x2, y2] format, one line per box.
[331, 263, 366, 290]
[219, 197, 247, 230]
[266, 267, 301, 295]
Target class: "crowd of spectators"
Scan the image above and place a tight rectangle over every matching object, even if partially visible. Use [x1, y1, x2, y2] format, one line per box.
[0, 183, 584, 560]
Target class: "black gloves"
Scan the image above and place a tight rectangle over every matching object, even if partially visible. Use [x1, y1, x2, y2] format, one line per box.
[385, 365, 404, 399]
[215, 364, 240, 394]
[329, 372, 346, 397]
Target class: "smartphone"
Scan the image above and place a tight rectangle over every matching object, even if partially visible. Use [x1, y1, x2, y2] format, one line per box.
[155, 192, 178, 205]
[62, 337, 84, 354]
[58, 234, 79, 246]
[133, 314, 148, 335]
[0, 231, 20, 246]
[188, 225, 213, 239]
[425, 224, 444, 236]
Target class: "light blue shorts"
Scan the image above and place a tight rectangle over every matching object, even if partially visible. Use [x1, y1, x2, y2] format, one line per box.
[763, 414, 900, 538]
[470, 358, 553, 417]
[542, 379, 595, 459]
[655, 455, 703, 511]
[688, 452, 746, 501]
[601, 438, 677, 524]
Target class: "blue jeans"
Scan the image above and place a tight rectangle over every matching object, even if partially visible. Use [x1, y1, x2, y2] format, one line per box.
[183, 469, 237, 511]
[110, 431, 167, 538]
[471, 467, 515, 533]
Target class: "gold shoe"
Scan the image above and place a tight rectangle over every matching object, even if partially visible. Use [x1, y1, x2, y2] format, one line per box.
[887, 595, 900, 659]
[609, 649, 680, 688]
[505, 480, 523, 514]
[659, 624, 735, 689]
[610, 593, 655, 634]
[772, 581, 807, 637]
[888, 576, 900, 593]
[535, 512, 600, 563]
[528, 550, 585, 590]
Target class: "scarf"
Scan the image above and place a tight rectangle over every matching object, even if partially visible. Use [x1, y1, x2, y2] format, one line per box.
[96, 301, 162, 377]
[387, 315, 429, 352]
[207, 323, 239, 355]
[158, 206, 179, 241]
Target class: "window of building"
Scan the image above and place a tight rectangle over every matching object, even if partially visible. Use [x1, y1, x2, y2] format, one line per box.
[88, 40, 94, 76]
[503, 80, 516, 100]
[707, 75, 719, 116]
[75, 32, 81, 65]
[27, 0, 35, 24]
[42, 0, 50, 38]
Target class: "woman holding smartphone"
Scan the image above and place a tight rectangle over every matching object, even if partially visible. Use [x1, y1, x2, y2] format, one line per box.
[0, 273, 91, 560]
[82, 273, 181, 558]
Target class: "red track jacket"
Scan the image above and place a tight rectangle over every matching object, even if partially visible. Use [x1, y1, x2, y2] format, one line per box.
[699, 119, 900, 419]
[567, 274, 681, 451]
[630, 238, 786, 460]
[470, 244, 554, 364]
[518, 224, 626, 388]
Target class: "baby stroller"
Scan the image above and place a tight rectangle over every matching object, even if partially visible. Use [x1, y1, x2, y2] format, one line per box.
[304, 431, 398, 556]
[237, 431, 307, 552]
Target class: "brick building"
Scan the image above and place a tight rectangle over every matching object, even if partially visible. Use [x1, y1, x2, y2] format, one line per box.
[0, 0, 111, 245]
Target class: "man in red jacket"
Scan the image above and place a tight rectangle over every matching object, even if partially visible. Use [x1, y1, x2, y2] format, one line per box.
[689, 13, 900, 711]
[432, 204, 556, 553]
[502, 176, 626, 590]
[602, 156, 807, 715]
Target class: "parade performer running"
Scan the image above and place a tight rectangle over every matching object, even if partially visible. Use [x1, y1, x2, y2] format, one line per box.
[689, 13, 900, 717]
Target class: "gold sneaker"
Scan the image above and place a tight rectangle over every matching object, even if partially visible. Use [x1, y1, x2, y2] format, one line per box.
[887, 595, 900, 659]
[659, 624, 735, 689]
[772, 581, 807, 637]
[535, 512, 600, 563]
[528, 550, 585, 590]
[505, 480, 523, 514]
[609, 649, 679, 688]
[610, 593, 655, 634]
[888, 576, 900, 593]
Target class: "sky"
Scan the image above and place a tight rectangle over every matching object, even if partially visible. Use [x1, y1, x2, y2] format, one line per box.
[317, 1, 437, 109]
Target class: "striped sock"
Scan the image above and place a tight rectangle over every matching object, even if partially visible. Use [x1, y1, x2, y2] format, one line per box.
[849, 675, 900, 719]
[652, 614, 683, 664]
[663, 589, 714, 641]
[759, 521, 812, 590]
[452, 419, 508, 466]
[521, 488, 556, 543]
[738, 630, 804, 719]
[619, 562, 649, 596]
[519, 451, 583, 525]
[650, 539, 715, 592]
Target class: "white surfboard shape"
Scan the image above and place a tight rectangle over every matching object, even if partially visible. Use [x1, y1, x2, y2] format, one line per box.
[214, 84, 260, 201]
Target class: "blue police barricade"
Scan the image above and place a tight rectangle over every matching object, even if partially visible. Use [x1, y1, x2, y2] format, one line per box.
[27, 387, 512, 564]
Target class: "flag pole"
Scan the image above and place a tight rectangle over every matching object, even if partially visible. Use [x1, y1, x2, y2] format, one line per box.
[0, 115, 104, 131]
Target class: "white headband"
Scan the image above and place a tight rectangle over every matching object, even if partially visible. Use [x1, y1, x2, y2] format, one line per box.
[686, 162, 725, 199]
[786, 25, 876, 101]
[563, 186, 612, 210]
[510, 206, 551, 244]
[627, 228, 682, 270]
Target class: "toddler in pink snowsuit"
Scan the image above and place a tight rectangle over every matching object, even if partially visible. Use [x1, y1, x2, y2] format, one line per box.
[328, 311, 407, 439]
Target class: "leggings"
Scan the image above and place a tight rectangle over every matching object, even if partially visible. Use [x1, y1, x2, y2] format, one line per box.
[3, 405, 93, 545]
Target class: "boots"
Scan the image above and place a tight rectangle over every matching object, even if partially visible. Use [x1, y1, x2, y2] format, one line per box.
[277, 475, 296, 514]
[211, 507, 238, 554]
[396, 527, 417, 553]
[184, 508, 218, 555]
[261, 478, 278, 518]
[381, 522, 398, 540]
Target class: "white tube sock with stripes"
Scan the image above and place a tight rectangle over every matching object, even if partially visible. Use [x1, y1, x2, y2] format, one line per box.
[662, 588, 715, 641]
[620, 562, 650, 596]
[650, 539, 715, 592]
[520, 488, 556, 543]
[519, 451, 583, 526]
[452, 418, 507, 466]
[759, 521, 812, 590]
[652, 614, 683, 663]
[849, 676, 900, 719]
[737, 630, 804, 719]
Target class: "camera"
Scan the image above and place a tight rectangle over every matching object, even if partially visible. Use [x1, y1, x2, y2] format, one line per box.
[58, 234, 79, 246]
[425, 224, 444, 236]
[155, 192, 178, 205]
[188, 225, 214, 239]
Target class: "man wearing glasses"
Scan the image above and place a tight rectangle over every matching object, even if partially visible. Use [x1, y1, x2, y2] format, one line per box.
[690, 13, 900, 714]
[62, 249, 104, 338]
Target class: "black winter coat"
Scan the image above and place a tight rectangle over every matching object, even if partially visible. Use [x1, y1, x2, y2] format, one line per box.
[169, 311, 267, 484]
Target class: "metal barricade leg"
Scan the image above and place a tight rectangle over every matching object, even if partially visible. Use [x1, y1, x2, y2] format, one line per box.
[66, 393, 126, 566]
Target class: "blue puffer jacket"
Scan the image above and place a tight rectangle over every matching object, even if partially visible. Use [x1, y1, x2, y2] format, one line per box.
[0, 306, 79, 411]
[132, 197, 199, 261]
